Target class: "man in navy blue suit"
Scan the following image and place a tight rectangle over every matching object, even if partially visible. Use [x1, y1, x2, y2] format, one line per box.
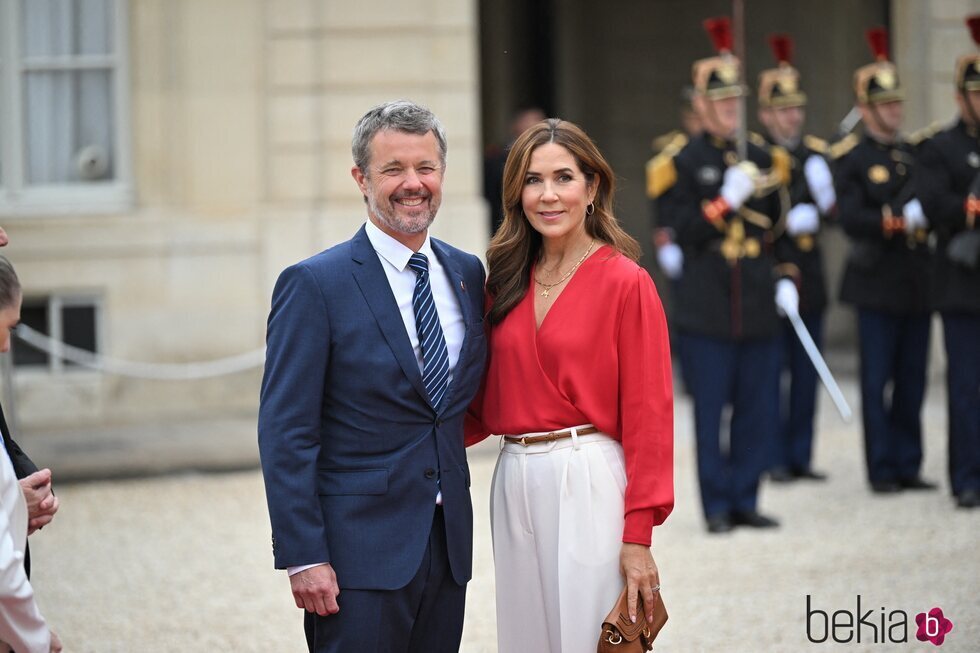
[259, 100, 488, 653]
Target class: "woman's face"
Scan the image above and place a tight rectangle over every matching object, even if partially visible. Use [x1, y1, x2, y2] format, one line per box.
[520, 143, 596, 242]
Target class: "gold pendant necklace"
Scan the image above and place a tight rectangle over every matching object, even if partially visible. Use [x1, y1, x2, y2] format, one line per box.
[535, 239, 596, 297]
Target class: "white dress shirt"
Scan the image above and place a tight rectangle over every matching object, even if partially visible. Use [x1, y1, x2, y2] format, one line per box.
[287, 222, 465, 577]
[364, 220, 465, 382]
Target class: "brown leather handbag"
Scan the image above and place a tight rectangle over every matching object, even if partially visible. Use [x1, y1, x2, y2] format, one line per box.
[597, 587, 668, 652]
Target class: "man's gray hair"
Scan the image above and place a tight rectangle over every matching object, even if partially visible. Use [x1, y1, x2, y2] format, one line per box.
[0, 256, 20, 310]
[351, 100, 448, 173]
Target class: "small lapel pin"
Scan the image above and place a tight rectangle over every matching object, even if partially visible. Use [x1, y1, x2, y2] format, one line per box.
[460, 280, 467, 292]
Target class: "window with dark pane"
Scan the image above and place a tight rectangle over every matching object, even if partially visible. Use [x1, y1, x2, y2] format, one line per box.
[13, 298, 49, 367]
[62, 304, 97, 367]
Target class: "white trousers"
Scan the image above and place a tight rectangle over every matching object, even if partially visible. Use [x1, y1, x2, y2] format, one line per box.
[491, 427, 626, 653]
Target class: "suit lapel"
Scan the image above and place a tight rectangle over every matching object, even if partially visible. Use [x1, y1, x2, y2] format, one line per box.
[432, 239, 473, 324]
[349, 226, 430, 406]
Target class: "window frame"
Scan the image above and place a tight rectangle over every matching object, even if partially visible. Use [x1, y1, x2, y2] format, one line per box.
[0, 0, 133, 216]
[15, 292, 103, 374]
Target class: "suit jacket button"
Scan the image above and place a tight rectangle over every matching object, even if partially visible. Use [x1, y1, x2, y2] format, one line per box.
[424, 468, 437, 479]
[436, 419, 443, 427]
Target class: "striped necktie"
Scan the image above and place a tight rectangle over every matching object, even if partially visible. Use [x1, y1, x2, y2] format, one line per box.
[408, 253, 450, 409]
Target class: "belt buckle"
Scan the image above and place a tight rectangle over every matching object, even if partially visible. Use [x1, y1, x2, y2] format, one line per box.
[519, 436, 528, 446]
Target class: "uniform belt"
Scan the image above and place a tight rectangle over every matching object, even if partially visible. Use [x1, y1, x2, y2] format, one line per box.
[502, 425, 599, 446]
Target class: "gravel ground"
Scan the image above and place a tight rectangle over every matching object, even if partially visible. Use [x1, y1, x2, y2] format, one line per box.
[27, 378, 978, 652]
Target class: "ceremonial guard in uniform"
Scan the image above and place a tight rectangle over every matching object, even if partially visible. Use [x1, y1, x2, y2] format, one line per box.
[833, 28, 936, 494]
[915, 16, 980, 509]
[651, 18, 794, 533]
[757, 34, 835, 483]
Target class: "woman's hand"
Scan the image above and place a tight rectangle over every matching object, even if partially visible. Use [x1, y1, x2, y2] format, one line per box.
[620, 543, 660, 625]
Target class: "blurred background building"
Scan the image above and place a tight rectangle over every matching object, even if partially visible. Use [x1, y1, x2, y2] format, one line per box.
[0, 0, 975, 431]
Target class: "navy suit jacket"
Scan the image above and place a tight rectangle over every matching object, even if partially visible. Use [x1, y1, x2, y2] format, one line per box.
[258, 225, 487, 590]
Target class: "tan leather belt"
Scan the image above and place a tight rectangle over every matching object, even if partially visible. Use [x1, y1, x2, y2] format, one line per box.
[503, 425, 599, 446]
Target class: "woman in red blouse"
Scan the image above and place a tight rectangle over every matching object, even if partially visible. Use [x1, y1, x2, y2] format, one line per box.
[467, 119, 674, 653]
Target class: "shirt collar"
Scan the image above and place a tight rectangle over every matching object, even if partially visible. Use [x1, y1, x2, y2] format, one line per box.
[364, 220, 434, 272]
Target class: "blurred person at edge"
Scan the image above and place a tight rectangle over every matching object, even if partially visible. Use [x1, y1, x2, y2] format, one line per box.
[466, 118, 674, 653]
[0, 254, 63, 653]
[0, 232, 60, 566]
[914, 15, 980, 509]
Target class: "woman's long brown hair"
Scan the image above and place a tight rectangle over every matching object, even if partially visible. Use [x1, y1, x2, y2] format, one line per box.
[486, 118, 641, 324]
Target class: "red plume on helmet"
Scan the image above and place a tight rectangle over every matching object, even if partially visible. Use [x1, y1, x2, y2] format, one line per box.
[865, 27, 889, 61]
[703, 17, 733, 54]
[967, 15, 980, 46]
[768, 33, 793, 66]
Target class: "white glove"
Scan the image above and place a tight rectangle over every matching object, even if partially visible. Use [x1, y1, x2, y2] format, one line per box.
[903, 199, 927, 233]
[804, 155, 836, 214]
[719, 163, 757, 210]
[656, 242, 684, 279]
[786, 203, 820, 236]
[775, 278, 799, 317]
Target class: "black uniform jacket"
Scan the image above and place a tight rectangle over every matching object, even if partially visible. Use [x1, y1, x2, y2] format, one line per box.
[916, 119, 980, 314]
[834, 133, 932, 314]
[654, 133, 789, 340]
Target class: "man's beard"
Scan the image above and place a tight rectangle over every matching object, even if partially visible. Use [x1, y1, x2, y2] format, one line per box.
[368, 190, 438, 235]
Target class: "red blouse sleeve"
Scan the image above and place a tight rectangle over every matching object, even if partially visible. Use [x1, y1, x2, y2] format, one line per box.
[619, 269, 675, 545]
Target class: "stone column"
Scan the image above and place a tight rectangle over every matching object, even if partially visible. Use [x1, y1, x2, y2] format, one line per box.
[262, 0, 488, 296]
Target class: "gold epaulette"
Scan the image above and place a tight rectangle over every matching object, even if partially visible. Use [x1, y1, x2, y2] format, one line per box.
[646, 151, 678, 199]
[906, 121, 946, 147]
[748, 132, 768, 148]
[651, 130, 687, 155]
[646, 133, 688, 198]
[803, 135, 829, 154]
[829, 133, 860, 160]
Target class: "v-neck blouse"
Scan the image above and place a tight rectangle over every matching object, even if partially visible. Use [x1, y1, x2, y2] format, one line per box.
[467, 246, 674, 545]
